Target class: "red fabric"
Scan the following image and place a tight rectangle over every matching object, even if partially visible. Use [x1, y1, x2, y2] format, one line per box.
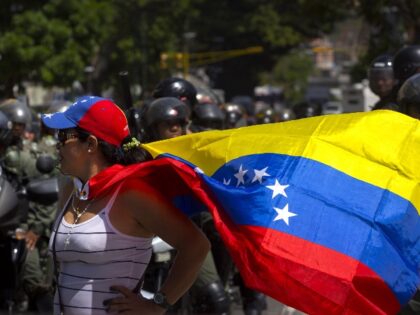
[85, 158, 400, 315]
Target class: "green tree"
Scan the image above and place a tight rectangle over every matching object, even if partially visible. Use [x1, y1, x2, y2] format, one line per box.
[259, 51, 314, 103]
[350, 0, 420, 82]
[0, 0, 115, 97]
[0, 0, 353, 100]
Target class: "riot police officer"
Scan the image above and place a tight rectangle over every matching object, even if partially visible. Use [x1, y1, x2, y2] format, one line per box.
[190, 103, 225, 132]
[152, 77, 198, 111]
[255, 107, 277, 125]
[141, 97, 189, 142]
[397, 73, 420, 119]
[277, 108, 296, 122]
[292, 101, 323, 119]
[0, 99, 56, 313]
[368, 54, 398, 110]
[393, 45, 420, 88]
[223, 103, 247, 129]
[0, 99, 37, 180]
[142, 97, 230, 314]
[394, 73, 420, 315]
[0, 111, 12, 154]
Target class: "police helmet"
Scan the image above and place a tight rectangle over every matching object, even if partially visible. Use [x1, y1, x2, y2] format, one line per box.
[393, 45, 420, 85]
[0, 110, 12, 145]
[368, 54, 394, 79]
[192, 103, 225, 131]
[0, 99, 32, 127]
[152, 77, 197, 108]
[144, 97, 189, 128]
[196, 86, 221, 105]
[277, 108, 296, 122]
[292, 102, 322, 119]
[255, 107, 277, 124]
[223, 103, 246, 128]
[397, 73, 420, 117]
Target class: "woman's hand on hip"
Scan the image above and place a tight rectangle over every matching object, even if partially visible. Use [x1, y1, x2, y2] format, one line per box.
[104, 285, 166, 315]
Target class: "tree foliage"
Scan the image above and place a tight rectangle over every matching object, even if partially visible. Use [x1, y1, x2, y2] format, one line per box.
[0, 0, 351, 99]
[259, 52, 314, 103]
[351, 0, 420, 81]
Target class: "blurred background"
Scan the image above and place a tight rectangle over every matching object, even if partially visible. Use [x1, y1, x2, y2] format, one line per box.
[1, 1, 420, 314]
[1, 0, 418, 114]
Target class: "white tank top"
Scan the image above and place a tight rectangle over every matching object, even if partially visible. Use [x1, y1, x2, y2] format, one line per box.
[49, 186, 153, 315]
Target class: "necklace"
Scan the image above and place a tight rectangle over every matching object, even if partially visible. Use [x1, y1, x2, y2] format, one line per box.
[63, 194, 93, 249]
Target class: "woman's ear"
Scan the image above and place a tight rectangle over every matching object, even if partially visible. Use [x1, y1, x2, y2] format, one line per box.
[87, 135, 99, 152]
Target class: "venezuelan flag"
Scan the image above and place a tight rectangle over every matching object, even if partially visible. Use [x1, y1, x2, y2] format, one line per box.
[144, 110, 420, 315]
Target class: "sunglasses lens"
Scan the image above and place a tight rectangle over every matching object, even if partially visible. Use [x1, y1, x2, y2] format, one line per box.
[57, 131, 66, 143]
[56, 131, 78, 145]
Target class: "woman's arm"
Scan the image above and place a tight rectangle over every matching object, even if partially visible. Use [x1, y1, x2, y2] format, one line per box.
[106, 188, 210, 314]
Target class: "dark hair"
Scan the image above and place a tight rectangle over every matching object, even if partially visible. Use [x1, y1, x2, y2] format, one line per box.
[75, 128, 152, 165]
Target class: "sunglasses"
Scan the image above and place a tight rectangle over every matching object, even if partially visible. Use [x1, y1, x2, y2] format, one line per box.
[56, 130, 80, 146]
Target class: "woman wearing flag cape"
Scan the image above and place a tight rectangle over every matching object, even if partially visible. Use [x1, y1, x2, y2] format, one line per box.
[42, 96, 210, 315]
[43, 94, 420, 315]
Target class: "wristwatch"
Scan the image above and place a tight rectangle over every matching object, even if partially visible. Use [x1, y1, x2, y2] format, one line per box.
[152, 291, 171, 309]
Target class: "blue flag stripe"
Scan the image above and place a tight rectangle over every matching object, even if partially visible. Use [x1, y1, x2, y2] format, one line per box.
[161, 153, 420, 305]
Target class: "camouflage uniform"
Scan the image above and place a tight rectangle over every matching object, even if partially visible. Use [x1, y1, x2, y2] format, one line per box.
[3, 136, 58, 312]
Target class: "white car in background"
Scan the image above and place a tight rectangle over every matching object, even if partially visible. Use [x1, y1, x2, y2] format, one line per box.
[322, 101, 343, 115]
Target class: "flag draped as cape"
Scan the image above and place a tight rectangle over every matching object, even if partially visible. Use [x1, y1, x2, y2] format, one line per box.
[85, 110, 420, 315]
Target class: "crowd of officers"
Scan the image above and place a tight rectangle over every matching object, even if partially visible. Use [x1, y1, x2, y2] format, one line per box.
[0, 44, 420, 315]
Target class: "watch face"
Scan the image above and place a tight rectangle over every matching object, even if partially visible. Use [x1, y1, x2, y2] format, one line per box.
[154, 293, 164, 304]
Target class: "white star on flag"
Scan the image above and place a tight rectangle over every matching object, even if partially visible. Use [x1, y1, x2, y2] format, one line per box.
[252, 167, 270, 183]
[273, 204, 297, 225]
[266, 179, 289, 198]
[81, 99, 87, 103]
[234, 164, 248, 187]
[223, 178, 231, 185]
[43, 113, 53, 119]
[194, 167, 204, 174]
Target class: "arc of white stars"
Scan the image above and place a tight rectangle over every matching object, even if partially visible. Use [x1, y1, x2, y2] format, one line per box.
[223, 178, 231, 185]
[266, 179, 289, 199]
[252, 167, 270, 183]
[273, 204, 297, 225]
[234, 164, 248, 187]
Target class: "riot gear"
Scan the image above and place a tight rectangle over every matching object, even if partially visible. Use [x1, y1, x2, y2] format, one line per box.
[293, 102, 322, 119]
[144, 97, 189, 127]
[196, 86, 221, 105]
[0, 99, 32, 143]
[142, 97, 189, 142]
[393, 45, 420, 86]
[397, 73, 420, 119]
[0, 110, 12, 146]
[223, 103, 247, 129]
[277, 108, 296, 122]
[152, 77, 198, 108]
[191, 103, 225, 132]
[0, 99, 32, 127]
[255, 107, 277, 124]
[368, 54, 395, 98]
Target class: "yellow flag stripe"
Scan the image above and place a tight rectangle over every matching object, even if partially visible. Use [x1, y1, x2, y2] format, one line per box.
[144, 110, 420, 213]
